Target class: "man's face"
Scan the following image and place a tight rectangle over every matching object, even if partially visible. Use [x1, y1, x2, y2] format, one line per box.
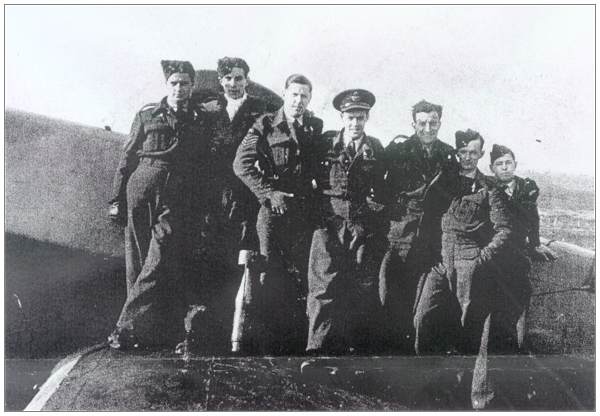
[457, 139, 484, 173]
[166, 73, 193, 105]
[490, 153, 517, 183]
[341, 110, 369, 140]
[283, 83, 312, 119]
[219, 67, 248, 99]
[413, 111, 441, 145]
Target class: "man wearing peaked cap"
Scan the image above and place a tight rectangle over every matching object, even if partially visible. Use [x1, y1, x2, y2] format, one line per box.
[107, 59, 212, 351]
[332, 88, 376, 112]
[378, 99, 459, 354]
[302, 88, 388, 361]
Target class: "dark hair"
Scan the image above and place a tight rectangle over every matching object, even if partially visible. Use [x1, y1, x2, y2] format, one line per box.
[285, 73, 313, 92]
[217, 57, 250, 78]
[412, 99, 443, 121]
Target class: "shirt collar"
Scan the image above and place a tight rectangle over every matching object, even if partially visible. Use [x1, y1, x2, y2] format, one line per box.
[503, 179, 516, 196]
[415, 137, 441, 155]
[224, 92, 248, 106]
[152, 97, 171, 115]
[166, 95, 188, 113]
[343, 130, 365, 148]
[460, 168, 479, 179]
[277, 107, 303, 127]
[153, 97, 189, 115]
[225, 93, 247, 120]
[286, 114, 303, 126]
[273, 107, 287, 127]
[274, 108, 304, 130]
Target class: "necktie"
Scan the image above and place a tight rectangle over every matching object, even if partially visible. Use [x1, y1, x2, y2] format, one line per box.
[290, 120, 301, 164]
[293, 119, 303, 145]
[347, 140, 357, 158]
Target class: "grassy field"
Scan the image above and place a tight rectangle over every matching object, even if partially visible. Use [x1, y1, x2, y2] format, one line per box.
[523, 171, 595, 250]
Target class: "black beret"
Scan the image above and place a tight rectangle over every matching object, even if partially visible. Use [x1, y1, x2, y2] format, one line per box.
[161, 60, 195, 82]
[490, 144, 515, 164]
[217, 57, 250, 77]
[455, 129, 484, 150]
[333, 89, 376, 112]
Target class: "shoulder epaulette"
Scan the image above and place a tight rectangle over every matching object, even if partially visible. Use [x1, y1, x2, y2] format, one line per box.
[522, 177, 540, 199]
[306, 114, 324, 131]
[245, 112, 275, 138]
[523, 177, 538, 187]
[483, 175, 498, 188]
[366, 135, 384, 150]
[322, 130, 338, 139]
[392, 134, 411, 144]
[437, 140, 455, 153]
[139, 102, 159, 113]
[258, 111, 276, 123]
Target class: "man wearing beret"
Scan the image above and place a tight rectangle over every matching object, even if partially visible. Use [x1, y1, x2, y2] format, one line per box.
[107, 60, 212, 350]
[379, 99, 459, 352]
[191, 57, 268, 352]
[303, 89, 387, 358]
[413, 129, 513, 408]
[489, 144, 556, 351]
[233, 74, 323, 354]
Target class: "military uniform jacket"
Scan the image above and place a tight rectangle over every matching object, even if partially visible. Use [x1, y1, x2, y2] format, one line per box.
[201, 93, 267, 217]
[204, 93, 267, 171]
[496, 176, 541, 249]
[110, 97, 211, 205]
[233, 107, 324, 205]
[316, 130, 386, 222]
[384, 134, 460, 250]
[441, 170, 513, 265]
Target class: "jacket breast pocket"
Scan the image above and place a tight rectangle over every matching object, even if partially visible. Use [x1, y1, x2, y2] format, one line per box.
[329, 163, 348, 190]
[270, 143, 289, 167]
[267, 132, 291, 167]
[143, 124, 172, 151]
[452, 193, 485, 223]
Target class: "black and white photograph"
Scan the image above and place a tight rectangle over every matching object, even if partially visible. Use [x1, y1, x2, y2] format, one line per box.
[4, 3, 595, 411]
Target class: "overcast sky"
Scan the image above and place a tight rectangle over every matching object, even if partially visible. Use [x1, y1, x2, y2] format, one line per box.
[5, 5, 595, 175]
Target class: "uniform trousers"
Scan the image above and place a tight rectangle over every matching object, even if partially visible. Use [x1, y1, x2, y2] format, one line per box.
[255, 201, 313, 354]
[414, 236, 529, 408]
[306, 208, 386, 354]
[115, 163, 194, 346]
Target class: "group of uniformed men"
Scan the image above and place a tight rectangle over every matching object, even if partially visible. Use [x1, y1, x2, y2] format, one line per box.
[106, 57, 556, 406]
